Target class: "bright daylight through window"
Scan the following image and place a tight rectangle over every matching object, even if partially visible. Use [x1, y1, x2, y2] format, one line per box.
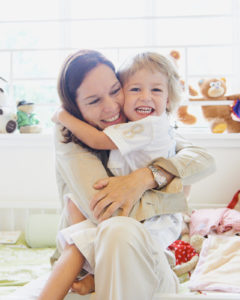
[0, 0, 239, 131]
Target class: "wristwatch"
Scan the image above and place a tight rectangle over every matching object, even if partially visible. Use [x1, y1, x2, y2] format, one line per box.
[148, 165, 168, 190]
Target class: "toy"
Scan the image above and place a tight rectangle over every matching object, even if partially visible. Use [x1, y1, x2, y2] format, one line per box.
[178, 78, 240, 133]
[169, 51, 198, 125]
[169, 51, 198, 98]
[169, 240, 199, 278]
[168, 213, 205, 279]
[17, 100, 42, 133]
[0, 77, 17, 133]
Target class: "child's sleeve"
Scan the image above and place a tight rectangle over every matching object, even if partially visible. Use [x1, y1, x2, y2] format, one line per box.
[103, 118, 155, 155]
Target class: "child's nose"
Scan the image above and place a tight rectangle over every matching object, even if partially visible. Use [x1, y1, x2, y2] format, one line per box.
[140, 89, 151, 101]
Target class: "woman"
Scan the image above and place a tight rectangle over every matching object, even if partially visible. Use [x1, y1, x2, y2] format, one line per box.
[53, 49, 215, 300]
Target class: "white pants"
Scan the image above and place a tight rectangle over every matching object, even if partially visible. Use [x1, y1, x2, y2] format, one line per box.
[64, 216, 179, 300]
[6, 217, 178, 300]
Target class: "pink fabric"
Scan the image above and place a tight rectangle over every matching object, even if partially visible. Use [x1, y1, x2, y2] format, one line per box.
[190, 208, 240, 236]
[218, 209, 240, 233]
[189, 208, 227, 236]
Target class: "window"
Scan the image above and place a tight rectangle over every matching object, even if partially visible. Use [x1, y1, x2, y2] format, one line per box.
[1, 0, 239, 130]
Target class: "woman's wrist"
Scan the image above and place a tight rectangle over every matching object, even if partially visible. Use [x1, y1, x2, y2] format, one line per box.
[148, 165, 174, 190]
[131, 167, 158, 190]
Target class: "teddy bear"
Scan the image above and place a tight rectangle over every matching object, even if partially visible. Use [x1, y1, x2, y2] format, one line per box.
[177, 78, 240, 133]
[17, 100, 42, 133]
[0, 77, 17, 133]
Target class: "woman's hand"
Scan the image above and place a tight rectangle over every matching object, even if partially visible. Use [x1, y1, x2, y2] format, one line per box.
[90, 167, 156, 221]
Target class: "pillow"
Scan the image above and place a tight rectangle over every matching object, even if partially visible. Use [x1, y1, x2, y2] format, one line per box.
[25, 213, 60, 248]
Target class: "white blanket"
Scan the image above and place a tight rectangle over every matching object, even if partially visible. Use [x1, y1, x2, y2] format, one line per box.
[189, 235, 240, 293]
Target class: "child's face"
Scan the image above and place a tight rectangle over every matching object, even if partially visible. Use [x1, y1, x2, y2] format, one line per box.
[123, 68, 169, 121]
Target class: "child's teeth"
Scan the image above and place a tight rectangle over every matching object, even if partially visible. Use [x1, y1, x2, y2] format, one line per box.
[136, 108, 153, 114]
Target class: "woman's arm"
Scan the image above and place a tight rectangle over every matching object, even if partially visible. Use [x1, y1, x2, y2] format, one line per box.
[151, 132, 216, 184]
[57, 108, 117, 150]
[55, 123, 160, 224]
[89, 132, 216, 221]
[55, 123, 215, 224]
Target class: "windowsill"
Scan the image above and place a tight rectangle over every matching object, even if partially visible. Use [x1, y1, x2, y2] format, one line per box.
[0, 130, 54, 148]
[0, 129, 240, 148]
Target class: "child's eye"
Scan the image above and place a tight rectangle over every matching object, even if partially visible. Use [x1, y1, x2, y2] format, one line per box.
[111, 87, 121, 95]
[152, 88, 162, 92]
[89, 98, 100, 105]
[130, 87, 140, 92]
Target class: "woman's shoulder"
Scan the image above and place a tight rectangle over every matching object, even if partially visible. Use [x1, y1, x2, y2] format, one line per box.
[54, 123, 109, 163]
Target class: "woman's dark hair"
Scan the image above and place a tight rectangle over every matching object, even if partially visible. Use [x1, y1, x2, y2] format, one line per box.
[57, 49, 115, 146]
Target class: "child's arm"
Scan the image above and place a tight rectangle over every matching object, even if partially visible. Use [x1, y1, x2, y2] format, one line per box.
[57, 108, 117, 150]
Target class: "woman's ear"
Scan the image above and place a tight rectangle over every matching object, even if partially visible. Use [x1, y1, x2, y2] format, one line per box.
[166, 97, 170, 112]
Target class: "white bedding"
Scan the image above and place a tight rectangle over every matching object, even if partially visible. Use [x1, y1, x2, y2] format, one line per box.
[189, 235, 240, 293]
[4, 275, 240, 300]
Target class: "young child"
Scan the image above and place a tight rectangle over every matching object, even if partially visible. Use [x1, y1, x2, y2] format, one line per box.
[38, 52, 183, 300]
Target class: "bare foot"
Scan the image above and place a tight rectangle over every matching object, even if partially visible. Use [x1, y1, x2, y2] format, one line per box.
[71, 274, 95, 295]
[67, 197, 86, 225]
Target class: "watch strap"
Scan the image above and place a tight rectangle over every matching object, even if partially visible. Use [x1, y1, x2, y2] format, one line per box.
[148, 165, 168, 189]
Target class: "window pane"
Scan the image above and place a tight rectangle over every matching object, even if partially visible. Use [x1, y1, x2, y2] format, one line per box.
[188, 47, 233, 77]
[12, 51, 67, 79]
[36, 105, 58, 128]
[0, 23, 61, 50]
[0, 52, 11, 81]
[70, 0, 150, 19]
[154, 0, 232, 16]
[0, 0, 59, 21]
[70, 20, 149, 48]
[13, 81, 58, 105]
[154, 17, 233, 46]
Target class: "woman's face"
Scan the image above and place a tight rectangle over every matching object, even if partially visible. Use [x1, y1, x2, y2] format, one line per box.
[76, 64, 126, 130]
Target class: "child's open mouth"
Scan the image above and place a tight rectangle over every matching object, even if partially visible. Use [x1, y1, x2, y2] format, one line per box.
[135, 106, 154, 115]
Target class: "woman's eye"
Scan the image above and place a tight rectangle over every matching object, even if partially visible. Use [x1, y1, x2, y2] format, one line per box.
[89, 98, 100, 105]
[111, 87, 121, 95]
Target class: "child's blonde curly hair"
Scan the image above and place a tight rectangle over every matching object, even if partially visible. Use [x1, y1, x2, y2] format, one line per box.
[117, 52, 183, 114]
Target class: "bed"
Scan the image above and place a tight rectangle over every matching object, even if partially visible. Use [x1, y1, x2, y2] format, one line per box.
[1, 201, 240, 300]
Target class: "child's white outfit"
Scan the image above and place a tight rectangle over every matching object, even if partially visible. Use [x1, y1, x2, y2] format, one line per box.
[104, 112, 176, 176]
[58, 113, 182, 298]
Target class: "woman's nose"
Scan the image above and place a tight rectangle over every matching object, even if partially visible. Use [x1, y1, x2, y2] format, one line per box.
[102, 96, 118, 112]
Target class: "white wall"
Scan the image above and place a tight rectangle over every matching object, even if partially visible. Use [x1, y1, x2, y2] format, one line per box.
[0, 133, 239, 228]
[0, 134, 59, 205]
[187, 134, 240, 209]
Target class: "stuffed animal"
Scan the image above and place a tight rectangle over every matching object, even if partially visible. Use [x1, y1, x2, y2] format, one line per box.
[169, 50, 198, 98]
[178, 78, 240, 133]
[0, 77, 17, 133]
[169, 51, 198, 125]
[17, 100, 42, 133]
[168, 213, 205, 280]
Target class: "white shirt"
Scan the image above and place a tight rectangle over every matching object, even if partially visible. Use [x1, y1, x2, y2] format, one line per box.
[104, 112, 176, 176]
